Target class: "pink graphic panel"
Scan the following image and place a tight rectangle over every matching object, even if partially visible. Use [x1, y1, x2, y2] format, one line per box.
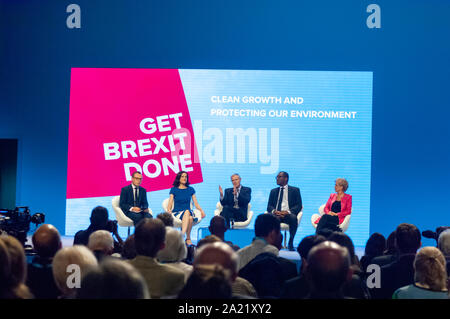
[67, 68, 202, 199]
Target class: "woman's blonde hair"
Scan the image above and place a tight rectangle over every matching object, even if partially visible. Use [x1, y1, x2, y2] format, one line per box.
[414, 246, 448, 291]
[336, 178, 349, 192]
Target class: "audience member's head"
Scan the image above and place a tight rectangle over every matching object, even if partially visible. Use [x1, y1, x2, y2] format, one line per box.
[395, 223, 421, 254]
[88, 230, 114, 260]
[52, 245, 98, 298]
[177, 264, 232, 299]
[328, 232, 358, 266]
[121, 235, 136, 260]
[364, 232, 386, 257]
[297, 235, 326, 272]
[437, 229, 450, 257]
[134, 219, 166, 258]
[90, 206, 109, 229]
[306, 241, 352, 297]
[254, 213, 282, 249]
[414, 247, 447, 292]
[0, 235, 32, 299]
[197, 235, 222, 249]
[157, 212, 174, 227]
[209, 215, 227, 240]
[157, 227, 187, 263]
[0, 238, 14, 298]
[77, 258, 149, 299]
[32, 224, 62, 259]
[385, 231, 397, 255]
[194, 242, 239, 283]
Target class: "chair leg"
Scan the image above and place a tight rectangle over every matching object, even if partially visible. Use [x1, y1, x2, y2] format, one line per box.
[283, 230, 287, 249]
[128, 227, 130, 237]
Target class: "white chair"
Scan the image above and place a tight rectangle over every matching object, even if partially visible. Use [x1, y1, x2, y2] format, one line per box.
[213, 202, 254, 229]
[311, 204, 352, 232]
[264, 209, 303, 249]
[162, 198, 203, 228]
[111, 196, 153, 236]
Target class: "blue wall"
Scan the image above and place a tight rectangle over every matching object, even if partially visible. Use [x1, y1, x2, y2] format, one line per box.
[1, 0, 449, 245]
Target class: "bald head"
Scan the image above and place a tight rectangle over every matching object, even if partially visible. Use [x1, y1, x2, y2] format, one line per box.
[306, 241, 352, 294]
[194, 242, 238, 281]
[32, 224, 62, 258]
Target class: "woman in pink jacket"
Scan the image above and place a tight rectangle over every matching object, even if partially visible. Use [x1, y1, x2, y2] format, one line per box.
[315, 178, 352, 234]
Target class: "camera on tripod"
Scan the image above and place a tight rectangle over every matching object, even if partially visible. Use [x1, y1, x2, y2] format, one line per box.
[0, 206, 45, 246]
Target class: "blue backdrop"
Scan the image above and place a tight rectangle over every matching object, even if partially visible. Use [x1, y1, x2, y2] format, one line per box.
[1, 0, 449, 247]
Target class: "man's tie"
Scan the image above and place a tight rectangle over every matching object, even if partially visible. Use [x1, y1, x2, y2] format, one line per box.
[276, 187, 284, 211]
[134, 187, 138, 207]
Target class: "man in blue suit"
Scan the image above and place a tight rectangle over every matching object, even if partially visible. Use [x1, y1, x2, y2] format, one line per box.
[219, 174, 251, 229]
[120, 171, 152, 225]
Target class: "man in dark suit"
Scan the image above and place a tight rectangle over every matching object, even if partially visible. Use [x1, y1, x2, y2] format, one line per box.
[120, 171, 152, 225]
[267, 171, 302, 251]
[219, 174, 251, 229]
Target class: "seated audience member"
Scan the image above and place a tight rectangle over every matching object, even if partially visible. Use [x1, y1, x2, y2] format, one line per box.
[360, 232, 386, 273]
[305, 241, 353, 299]
[27, 224, 61, 299]
[0, 236, 33, 299]
[88, 230, 115, 262]
[77, 258, 149, 299]
[157, 212, 174, 227]
[121, 235, 137, 260]
[437, 229, 450, 276]
[328, 232, 370, 299]
[238, 215, 297, 298]
[73, 206, 123, 252]
[197, 235, 223, 248]
[127, 219, 185, 298]
[371, 230, 398, 267]
[209, 215, 240, 251]
[237, 213, 281, 271]
[280, 235, 326, 299]
[193, 241, 257, 298]
[52, 245, 98, 299]
[315, 178, 352, 234]
[178, 264, 232, 299]
[393, 247, 448, 299]
[371, 223, 422, 299]
[157, 227, 193, 283]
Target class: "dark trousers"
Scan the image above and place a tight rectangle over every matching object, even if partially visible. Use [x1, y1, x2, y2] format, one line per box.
[125, 211, 152, 226]
[316, 214, 340, 235]
[272, 213, 298, 246]
[220, 206, 246, 229]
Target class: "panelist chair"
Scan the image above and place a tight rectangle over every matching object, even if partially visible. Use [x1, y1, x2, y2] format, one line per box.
[162, 198, 204, 228]
[111, 196, 153, 236]
[213, 202, 254, 229]
[310, 204, 352, 232]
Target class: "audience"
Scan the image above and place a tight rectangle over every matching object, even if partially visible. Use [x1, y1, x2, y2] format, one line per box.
[193, 241, 257, 298]
[437, 229, 450, 276]
[77, 257, 149, 299]
[157, 212, 174, 227]
[52, 245, 98, 299]
[393, 247, 448, 299]
[305, 241, 353, 299]
[360, 232, 386, 273]
[73, 206, 123, 252]
[238, 214, 297, 297]
[121, 234, 137, 260]
[280, 235, 326, 299]
[209, 215, 240, 251]
[236, 213, 281, 270]
[178, 264, 232, 299]
[328, 232, 370, 299]
[27, 224, 61, 299]
[88, 230, 115, 261]
[371, 223, 422, 299]
[371, 230, 398, 267]
[0, 235, 33, 299]
[127, 219, 185, 298]
[157, 227, 193, 282]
